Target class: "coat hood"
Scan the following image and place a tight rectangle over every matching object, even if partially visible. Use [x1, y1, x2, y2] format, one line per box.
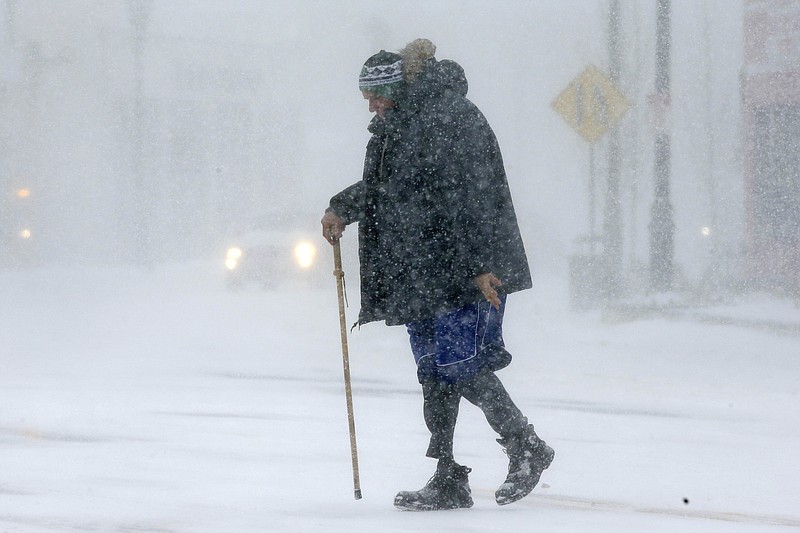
[400, 39, 469, 103]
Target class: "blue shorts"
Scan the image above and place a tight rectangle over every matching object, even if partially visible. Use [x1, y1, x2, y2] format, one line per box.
[406, 296, 512, 384]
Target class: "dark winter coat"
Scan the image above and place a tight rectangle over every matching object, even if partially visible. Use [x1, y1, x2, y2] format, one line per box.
[329, 58, 532, 326]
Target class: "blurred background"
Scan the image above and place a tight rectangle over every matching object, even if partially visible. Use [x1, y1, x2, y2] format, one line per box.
[0, 0, 797, 307]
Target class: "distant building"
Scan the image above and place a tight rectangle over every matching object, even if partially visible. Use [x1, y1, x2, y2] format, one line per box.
[0, 2, 300, 265]
[741, 0, 800, 294]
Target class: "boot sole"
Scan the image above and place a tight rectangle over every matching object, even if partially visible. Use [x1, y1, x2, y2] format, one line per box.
[394, 494, 474, 511]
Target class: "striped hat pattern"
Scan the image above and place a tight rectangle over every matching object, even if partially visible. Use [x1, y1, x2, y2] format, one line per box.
[358, 50, 404, 101]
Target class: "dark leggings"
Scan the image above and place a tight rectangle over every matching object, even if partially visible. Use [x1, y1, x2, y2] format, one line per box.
[423, 366, 528, 459]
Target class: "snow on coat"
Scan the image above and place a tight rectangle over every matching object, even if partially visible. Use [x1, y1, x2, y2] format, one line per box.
[329, 55, 532, 326]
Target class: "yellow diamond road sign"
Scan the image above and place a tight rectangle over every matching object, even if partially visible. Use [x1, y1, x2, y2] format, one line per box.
[551, 64, 630, 144]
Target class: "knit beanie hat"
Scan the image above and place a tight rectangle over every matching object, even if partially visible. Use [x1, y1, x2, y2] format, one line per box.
[358, 50, 404, 101]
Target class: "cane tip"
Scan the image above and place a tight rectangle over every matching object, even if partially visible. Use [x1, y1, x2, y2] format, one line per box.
[354, 489, 362, 500]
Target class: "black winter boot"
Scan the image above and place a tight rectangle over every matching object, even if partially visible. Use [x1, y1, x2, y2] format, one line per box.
[394, 458, 474, 511]
[495, 424, 554, 505]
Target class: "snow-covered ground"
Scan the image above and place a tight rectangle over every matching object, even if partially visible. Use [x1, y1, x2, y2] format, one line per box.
[1, 261, 799, 532]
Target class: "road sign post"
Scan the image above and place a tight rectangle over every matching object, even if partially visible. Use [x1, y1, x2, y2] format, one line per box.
[552, 64, 630, 309]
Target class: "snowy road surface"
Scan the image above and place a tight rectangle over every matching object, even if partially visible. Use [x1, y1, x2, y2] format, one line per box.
[2, 262, 799, 532]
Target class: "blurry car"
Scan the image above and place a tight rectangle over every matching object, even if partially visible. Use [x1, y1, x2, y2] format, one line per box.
[224, 228, 324, 289]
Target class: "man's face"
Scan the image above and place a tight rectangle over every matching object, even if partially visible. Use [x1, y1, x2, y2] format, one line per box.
[362, 91, 395, 118]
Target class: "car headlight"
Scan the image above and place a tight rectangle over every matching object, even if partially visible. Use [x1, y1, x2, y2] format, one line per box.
[293, 240, 316, 270]
[226, 246, 242, 271]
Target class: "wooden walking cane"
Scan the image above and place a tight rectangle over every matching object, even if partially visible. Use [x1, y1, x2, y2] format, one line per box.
[332, 240, 362, 500]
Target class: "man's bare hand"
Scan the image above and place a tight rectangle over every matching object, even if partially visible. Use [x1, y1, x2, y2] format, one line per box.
[321, 210, 345, 245]
[475, 273, 503, 310]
